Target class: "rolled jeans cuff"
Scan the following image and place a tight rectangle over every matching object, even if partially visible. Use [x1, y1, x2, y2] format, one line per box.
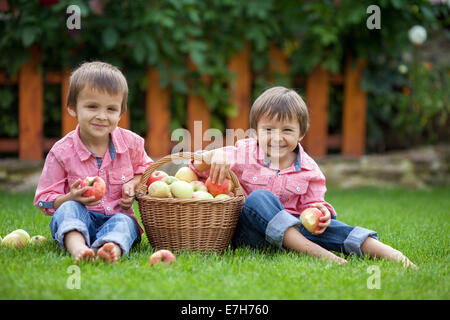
[55, 220, 91, 251]
[265, 210, 302, 249]
[344, 226, 378, 257]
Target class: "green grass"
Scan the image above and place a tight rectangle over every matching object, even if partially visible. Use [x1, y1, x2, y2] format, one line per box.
[1, 187, 449, 300]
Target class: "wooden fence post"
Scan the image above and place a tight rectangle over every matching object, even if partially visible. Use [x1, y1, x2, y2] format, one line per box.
[19, 45, 43, 160]
[304, 65, 329, 158]
[226, 44, 251, 145]
[269, 44, 289, 77]
[61, 68, 77, 136]
[187, 58, 211, 152]
[342, 57, 367, 157]
[145, 67, 171, 157]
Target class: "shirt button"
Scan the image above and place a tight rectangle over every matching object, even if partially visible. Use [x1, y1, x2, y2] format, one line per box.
[253, 177, 257, 182]
[277, 172, 281, 177]
[38, 202, 43, 207]
[107, 207, 111, 211]
[101, 200, 104, 204]
[100, 168, 104, 172]
[121, 175, 125, 180]
[296, 186, 300, 192]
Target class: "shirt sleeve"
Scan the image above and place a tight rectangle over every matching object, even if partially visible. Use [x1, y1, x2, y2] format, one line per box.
[34, 151, 68, 216]
[298, 175, 337, 218]
[131, 135, 154, 175]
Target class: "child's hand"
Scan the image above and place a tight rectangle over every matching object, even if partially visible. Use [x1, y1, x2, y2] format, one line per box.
[209, 150, 231, 186]
[70, 179, 101, 206]
[310, 203, 331, 235]
[119, 180, 136, 210]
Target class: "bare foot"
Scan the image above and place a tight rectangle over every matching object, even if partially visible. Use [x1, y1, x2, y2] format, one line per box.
[74, 247, 95, 264]
[97, 242, 122, 264]
[393, 251, 417, 269]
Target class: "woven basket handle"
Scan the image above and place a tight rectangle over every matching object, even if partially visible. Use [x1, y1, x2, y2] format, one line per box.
[136, 152, 245, 198]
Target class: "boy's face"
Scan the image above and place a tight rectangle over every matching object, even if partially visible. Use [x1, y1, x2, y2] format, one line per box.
[256, 112, 303, 164]
[68, 86, 122, 142]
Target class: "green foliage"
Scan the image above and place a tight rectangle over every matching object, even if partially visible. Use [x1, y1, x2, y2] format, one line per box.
[0, 0, 448, 151]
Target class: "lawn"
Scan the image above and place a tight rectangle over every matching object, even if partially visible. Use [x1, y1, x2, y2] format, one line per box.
[0, 187, 449, 300]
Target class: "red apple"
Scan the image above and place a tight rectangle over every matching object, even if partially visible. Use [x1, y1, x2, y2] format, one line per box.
[80, 176, 106, 202]
[146, 170, 169, 187]
[205, 177, 234, 197]
[149, 249, 176, 267]
[300, 207, 324, 233]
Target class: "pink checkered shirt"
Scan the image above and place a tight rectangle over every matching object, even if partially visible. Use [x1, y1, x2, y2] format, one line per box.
[189, 138, 337, 217]
[34, 125, 153, 232]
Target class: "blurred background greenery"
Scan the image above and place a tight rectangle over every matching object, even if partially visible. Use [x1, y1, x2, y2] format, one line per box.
[0, 0, 448, 154]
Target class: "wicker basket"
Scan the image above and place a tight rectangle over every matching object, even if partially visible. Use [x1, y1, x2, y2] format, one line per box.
[136, 152, 245, 253]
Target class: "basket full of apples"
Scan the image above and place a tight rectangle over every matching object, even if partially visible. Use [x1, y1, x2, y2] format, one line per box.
[135, 152, 245, 253]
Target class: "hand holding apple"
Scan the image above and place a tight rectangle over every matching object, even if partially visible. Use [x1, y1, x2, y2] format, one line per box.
[300, 207, 328, 234]
[205, 176, 234, 197]
[149, 249, 176, 266]
[80, 176, 106, 202]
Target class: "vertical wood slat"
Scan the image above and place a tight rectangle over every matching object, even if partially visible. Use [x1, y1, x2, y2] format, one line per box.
[61, 68, 77, 136]
[342, 58, 367, 157]
[268, 44, 289, 77]
[187, 58, 211, 152]
[304, 65, 329, 158]
[146, 67, 171, 157]
[226, 44, 251, 145]
[19, 45, 43, 160]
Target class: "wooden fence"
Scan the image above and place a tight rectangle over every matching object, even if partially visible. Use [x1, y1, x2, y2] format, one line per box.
[0, 44, 367, 161]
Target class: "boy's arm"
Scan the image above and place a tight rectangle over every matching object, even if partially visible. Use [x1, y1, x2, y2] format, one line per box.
[34, 151, 69, 215]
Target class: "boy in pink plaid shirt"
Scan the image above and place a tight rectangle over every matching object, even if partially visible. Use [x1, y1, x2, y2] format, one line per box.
[191, 86, 416, 268]
[34, 62, 153, 264]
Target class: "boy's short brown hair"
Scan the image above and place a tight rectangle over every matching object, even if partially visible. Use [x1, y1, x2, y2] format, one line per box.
[249, 86, 309, 137]
[67, 61, 128, 114]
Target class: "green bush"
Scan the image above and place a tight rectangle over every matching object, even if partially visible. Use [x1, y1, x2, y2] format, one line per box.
[0, 0, 448, 152]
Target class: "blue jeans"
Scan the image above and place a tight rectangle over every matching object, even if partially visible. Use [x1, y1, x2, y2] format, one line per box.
[50, 201, 141, 257]
[232, 190, 378, 257]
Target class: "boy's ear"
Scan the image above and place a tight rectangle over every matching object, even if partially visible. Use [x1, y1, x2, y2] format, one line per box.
[67, 105, 77, 117]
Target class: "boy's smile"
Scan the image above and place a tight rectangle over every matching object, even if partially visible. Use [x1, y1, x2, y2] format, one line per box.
[68, 87, 123, 148]
[256, 113, 303, 169]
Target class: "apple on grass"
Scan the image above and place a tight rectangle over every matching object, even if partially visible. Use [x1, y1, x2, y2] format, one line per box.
[81, 176, 106, 202]
[175, 166, 198, 183]
[31, 235, 48, 244]
[205, 177, 234, 197]
[146, 170, 169, 187]
[170, 181, 193, 199]
[2, 233, 25, 248]
[192, 191, 214, 200]
[149, 249, 176, 267]
[300, 207, 325, 233]
[11, 229, 31, 245]
[148, 180, 172, 198]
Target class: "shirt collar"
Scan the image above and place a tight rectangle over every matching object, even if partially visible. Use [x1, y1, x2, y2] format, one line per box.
[257, 142, 312, 172]
[74, 125, 122, 161]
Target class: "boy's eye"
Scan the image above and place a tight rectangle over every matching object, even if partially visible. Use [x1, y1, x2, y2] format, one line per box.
[87, 105, 96, 109]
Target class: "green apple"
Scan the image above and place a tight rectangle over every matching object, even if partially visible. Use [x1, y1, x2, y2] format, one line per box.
[191, 181, 208, 192]
[31, 235, 48, 245]
[11, 229, 31, 245]
[148, 180, 172, 198]
[175, 166, 198, 183]
[2, 233, 25, 248]
[170, 181, 193, 199]
[192, 191, 214, 199]
[215, 194, 231, 199]
[162, 176, 178, 185]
